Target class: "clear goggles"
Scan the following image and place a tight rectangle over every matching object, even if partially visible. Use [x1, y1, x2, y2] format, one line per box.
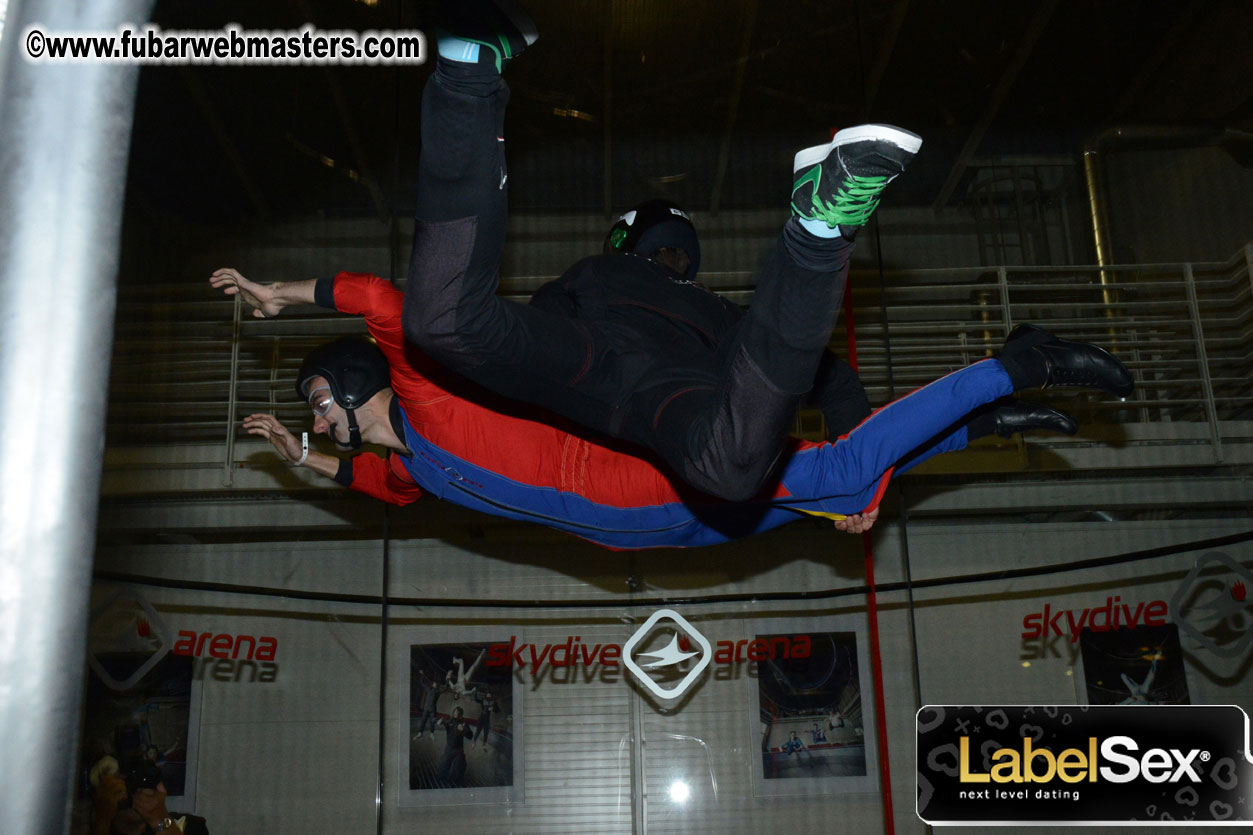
[307, 385, 334, 417]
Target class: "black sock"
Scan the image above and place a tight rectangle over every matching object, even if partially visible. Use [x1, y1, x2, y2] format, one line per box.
[997, 350, 1048, 391]
[965, 409, 998, 441]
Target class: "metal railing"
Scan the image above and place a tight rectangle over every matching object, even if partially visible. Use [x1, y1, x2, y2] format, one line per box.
[104, 244, 1252, 481]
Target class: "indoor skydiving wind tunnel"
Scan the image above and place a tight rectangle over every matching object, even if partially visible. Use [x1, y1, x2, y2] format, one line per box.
[1, 0, 1251, 833]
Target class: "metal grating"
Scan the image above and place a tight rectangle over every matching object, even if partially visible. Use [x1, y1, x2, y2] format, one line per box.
[104, 246, 1253, 460]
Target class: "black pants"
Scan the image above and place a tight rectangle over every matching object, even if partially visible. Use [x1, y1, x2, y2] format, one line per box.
[473, 716, 490, 744]
[403, 64, 857, 501]
[438, 749, 467, 784]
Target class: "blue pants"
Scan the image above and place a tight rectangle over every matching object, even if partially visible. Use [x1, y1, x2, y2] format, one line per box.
[396, 359, 1015, 549]
[774, 358, 1015, 517]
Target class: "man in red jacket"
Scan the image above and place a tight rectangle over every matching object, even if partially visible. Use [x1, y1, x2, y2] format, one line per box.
[211, 2, 1134, 547]
[212, 266, 1094, 549]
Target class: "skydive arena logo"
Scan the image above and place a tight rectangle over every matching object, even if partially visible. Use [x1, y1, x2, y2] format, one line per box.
[483, 610, 813, 701]
[917, 705, 1253, 824]
[1170, 551, 1253, 658]
[621, 609, 713, 700]
[88, 587, 173, 691]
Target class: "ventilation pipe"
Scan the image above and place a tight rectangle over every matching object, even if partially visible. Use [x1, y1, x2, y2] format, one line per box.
[1082, 125, 1252, 283]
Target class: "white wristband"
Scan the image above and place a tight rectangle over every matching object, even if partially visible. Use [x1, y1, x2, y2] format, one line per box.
[295, 432, 309, 466]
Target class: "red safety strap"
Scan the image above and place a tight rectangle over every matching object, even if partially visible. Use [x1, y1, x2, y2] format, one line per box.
[842, 277, 895, 835]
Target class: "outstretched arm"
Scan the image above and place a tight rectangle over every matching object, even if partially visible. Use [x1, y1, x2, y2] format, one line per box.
[242, 413, 422, 505]
[243, 413, 342, 479]
[209, 267, 317, 318]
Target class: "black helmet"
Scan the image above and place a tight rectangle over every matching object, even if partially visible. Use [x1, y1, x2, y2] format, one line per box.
[296, 337, 390, 449]
[296, 337, 390, 408]
[603, 198, 701, 281]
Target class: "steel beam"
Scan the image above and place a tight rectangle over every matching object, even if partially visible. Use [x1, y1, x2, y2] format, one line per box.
[708, 0, 759, 215]
[931, 0, 1059, 212]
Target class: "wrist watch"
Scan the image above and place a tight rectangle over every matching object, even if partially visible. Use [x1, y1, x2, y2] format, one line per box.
[154, 818, 176, 832]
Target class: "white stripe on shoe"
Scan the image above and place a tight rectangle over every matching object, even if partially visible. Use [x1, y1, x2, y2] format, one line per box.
[492, 0, 539, 46]
[792, 124, 922, 172]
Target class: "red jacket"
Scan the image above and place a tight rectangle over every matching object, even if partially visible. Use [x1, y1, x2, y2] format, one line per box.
[331, 270, 716, 509]
[321, 271, 989, 547]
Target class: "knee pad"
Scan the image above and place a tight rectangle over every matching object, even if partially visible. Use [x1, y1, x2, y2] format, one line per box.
[675, 349, 800, 502]
[402, 217, 479, 355]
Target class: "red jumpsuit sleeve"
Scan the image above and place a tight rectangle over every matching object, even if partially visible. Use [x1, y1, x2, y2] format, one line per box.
[346, 452, 424, 506]
[329, 271, 403, 347]
[327, 271, 446, 401]
[322, 271, 691, 514]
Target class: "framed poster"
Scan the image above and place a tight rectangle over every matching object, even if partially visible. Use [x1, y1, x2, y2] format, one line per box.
[398, 637, 523, 806]
[1078, 622, 1190, 705]
[749, 620, 878, 797]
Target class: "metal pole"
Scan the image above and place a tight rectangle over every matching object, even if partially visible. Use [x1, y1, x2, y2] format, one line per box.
[931, 0, 1059, 212]
[602, 0, 614, 217]
[1246, 243, 1252, 302]
[0, 2, 153, 834]
[224, 294, 243, 485]
[1181, 263, 1224, 463]
[708, 0, 758, 216]
[1080, 148, 1117, 310]
[997, 265, 1013, 339]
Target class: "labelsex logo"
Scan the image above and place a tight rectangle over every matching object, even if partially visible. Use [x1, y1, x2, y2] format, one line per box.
[917, 704, 1253, 825]
[621, 609, 712, 700]
[959, 735, 1205, 785]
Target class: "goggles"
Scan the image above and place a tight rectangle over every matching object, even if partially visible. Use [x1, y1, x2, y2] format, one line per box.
[307, 385, 334, 417]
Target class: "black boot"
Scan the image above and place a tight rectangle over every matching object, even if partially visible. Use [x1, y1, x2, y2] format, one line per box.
[999, 324, 1134, 399]
[991, 399, 1077, 438]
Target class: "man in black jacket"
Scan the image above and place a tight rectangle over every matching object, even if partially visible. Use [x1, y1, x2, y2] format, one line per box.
[402, 1, 1131, 504]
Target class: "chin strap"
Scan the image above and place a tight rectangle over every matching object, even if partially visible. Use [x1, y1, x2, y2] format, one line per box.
[345, 407, 364, 450]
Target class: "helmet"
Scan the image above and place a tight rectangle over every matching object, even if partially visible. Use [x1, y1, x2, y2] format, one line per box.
[295, 337, 390, 450]
[295, 337, 390, 409]
[603, 198, 701, 281]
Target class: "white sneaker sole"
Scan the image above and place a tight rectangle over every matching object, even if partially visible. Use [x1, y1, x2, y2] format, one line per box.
[792, 124, 922, 173]
[493, 0, 539, 47]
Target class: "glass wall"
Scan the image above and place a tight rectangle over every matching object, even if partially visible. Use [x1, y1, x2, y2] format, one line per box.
[69, 0, 1253, 832]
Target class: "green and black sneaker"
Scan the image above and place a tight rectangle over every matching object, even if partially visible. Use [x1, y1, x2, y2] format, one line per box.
[791, 124, 921, 239]
[437, 0, 538, 74]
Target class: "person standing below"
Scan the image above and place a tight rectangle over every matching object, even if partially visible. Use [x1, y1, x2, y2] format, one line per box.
[472, 687, 500, 749]
[437, 706, 475, 786]
[413, 666, 443, 740]
[92, 759, 209, 835]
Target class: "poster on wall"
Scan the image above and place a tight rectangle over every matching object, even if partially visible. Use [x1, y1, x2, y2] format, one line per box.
[1078, 622, 1191, 704]
[78, 586, 203, 824]
[399, 640, 523, 806]
[751, 628, 877, 797]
